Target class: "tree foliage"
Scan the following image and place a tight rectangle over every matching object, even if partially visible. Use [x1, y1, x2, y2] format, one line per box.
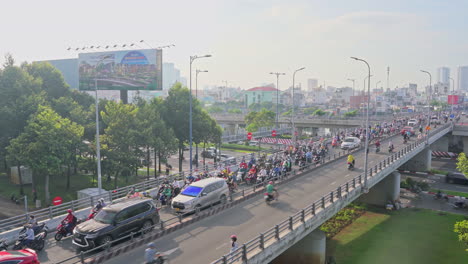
[454, 220, 468, 251]
[456, 153, 468, 179]
[245, 108, 275, 132]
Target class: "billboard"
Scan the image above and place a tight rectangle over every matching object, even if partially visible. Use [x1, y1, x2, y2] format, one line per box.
[78, 49, 162, 91]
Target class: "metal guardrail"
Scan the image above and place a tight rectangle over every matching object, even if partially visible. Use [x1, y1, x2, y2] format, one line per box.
[54, 127, 406, 264]
[221, 127, 291, 142]
[210, 123, 452, 264]
[0, 151, 278, 234]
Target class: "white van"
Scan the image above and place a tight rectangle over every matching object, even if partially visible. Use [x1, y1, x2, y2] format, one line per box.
[249, 141, 259, 146]
[171, 178, 229, 213]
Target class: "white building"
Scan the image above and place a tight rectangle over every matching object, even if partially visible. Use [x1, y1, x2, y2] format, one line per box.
[458, 66, 468, 91]
[437, 67, 450, 85]
[163, 63, 182, 90]
[307, 79, 318, 91]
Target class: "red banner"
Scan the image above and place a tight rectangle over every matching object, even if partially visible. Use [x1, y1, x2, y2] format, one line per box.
[247, 132, 252, 140]
[448, 95, 459, 105]
[271, 130, 277, 137]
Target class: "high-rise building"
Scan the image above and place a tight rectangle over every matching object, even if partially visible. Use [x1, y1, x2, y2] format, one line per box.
[437, 67, 450, 85]
[307, 79, 318, 91]
[458, 66, 468, 91]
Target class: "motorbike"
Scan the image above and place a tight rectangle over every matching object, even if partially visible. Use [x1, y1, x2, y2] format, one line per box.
[245, 172, 256, 185]
[87, 208, 99, 220]
[12, 231, 46, 251]
[347, 162, 354, 170]
[0, 239, 8, 251]
[452, 201, 467, 209]
[375, 146, 380, 153]
[264, 191, 278, 205]
[19, 223, 48, 238]
[388, 145, 394, 153]
[55, 219, 82, 241]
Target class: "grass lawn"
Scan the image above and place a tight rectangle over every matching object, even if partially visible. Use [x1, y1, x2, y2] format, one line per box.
[0, 172, 139, 207]
[429, 188, 468, 198]
[328, 208, 468, 264]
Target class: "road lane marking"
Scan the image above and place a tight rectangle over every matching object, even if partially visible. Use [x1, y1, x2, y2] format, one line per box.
[345, 174, 351, 177]
[330, 181, 336, 185]
[216, 243, 227, 250]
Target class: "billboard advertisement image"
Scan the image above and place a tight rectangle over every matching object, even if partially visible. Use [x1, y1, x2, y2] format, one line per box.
[78, 49, 162, 91]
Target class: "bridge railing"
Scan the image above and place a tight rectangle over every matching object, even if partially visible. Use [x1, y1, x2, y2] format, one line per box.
[210, 122, 452, 264]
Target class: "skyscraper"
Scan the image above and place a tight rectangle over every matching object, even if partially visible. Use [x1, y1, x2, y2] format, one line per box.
[307, 79, 318, 91]
[458, 66, 468, 91]
[437, 67, 450, 85]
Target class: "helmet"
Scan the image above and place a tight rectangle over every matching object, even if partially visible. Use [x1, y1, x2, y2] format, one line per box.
[135, 189, 139, 192]
[99, 198, 104, 203]
[268, 181, 273, 184]
[230, 235, 237, 239]
[67, 209, 72, 213]
[147, 242, 155, 248]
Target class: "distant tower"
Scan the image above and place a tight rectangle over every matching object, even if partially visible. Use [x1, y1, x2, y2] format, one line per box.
[458, 66, 468, 91]
[387, 66, 390, 90]
[437, 67, 450, 85]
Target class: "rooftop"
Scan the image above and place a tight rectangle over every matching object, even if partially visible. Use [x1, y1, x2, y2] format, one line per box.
[246, 86, 278, 92]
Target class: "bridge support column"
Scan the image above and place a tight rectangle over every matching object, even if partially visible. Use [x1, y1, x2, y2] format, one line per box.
[398, 146, 431, 172]
[431, 135, 449, 152]
[311, 127, 319, 137]
[272, 229, 326, 264]
[358, 171, 400, 206]
[462, 137, 468, 156]
[226, 123, 237, 135]
[296, 127, 303, 138]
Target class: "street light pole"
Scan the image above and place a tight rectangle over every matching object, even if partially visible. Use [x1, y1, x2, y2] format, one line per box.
[194, 69, 208, 168]
[375, 81, 381, 90]
[292, 67, 305, 143]
[94, 55, 111, 194]
[450, 77, 455, 113]
[421, 70, 432, 144]
[351, 57, 371, 191]
[347, 78, 355, 96]
[270, 72, 286, 146]
[190, 55, 211, 173]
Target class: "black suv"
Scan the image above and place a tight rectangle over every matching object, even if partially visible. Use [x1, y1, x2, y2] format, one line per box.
[73, 198, 159, 249]
[446, 172, 468, 185]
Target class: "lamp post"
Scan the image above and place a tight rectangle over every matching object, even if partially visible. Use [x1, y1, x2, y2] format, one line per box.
[350, 56, 371, 191]
[375, 81, 381, 90]
[450, 77, 455, 113]
[190, 55, 212, 173]
[195, 69, 208, 168]
[94, 55, 112, 194]
[347, 78, 355, 96]
[292, 67, 305, 143]
[270, 72, 286, 146]
[420, 70, 432, 144]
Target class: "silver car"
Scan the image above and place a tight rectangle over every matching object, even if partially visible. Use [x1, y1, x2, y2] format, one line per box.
[171, 178, 229, 213]
[340, 137, 361, 150]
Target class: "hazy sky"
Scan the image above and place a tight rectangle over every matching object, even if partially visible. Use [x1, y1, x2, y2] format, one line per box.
[1, 0, 467, 91]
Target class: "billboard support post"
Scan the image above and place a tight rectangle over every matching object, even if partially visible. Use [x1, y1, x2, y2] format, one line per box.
[95, 78, 102, 194]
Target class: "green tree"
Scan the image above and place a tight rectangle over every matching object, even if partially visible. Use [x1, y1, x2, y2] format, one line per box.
[7, 106, 84, 204]
[456, 153, 468, 179]
[228, 108, 242, 114]
[343, 110, 358, 118]
[454, 220, 468, 251]
[244, 108, 275, 132]
[206, 105, 224, 113]
[313, 109, 326, 116]
[101, 101, 141, 187]
[162, 83, 220, 171]
[22, 62, 70, 99]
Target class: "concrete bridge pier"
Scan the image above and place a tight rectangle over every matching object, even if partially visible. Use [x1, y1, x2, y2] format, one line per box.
[431, 135, 449, 152]
[398, 146, 431, 172]
[225, 123, 238, 135]
[271, 229, 326, 264]
[358, 171, 400, 206]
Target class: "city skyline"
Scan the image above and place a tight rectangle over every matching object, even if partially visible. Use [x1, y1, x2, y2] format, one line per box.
[1, 0, 468, 91]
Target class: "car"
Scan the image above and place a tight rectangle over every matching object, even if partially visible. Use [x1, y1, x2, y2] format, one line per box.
[400, 126, 415, 136]
[201, 150, 216, 158]
[0, 249, 39, 264]
[73, 198, 160, 249]
[407, 119, 418, 126]
[249, 141, 259, 146]
[445, 172, 468, 185]
[340, 137, 361, 150]
[172, 178, 229, 214]
[430, 116, 441, 125]
[219, 154, 236, 164]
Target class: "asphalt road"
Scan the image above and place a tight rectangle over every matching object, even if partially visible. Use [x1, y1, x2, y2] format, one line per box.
[101, 136, 411, 264]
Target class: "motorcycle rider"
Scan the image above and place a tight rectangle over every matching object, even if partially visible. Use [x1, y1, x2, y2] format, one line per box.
[230, 235, 239, 253]
[144, 242, 161, 264]
[375, 139, 381, 151]
[388, 140, 394, 152]
[266, 181, 277, 200]
[63, 209, 77, 235]
[27, 215, 39, 235]
[347, 154, 355, 168]
[21, 225, 35, 248]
